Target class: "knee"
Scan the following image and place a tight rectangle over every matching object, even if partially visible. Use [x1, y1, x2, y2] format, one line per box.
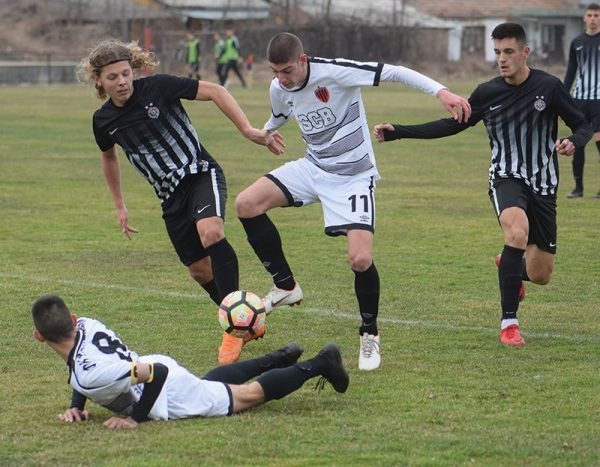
[528, 267, 553, 285]
[504, 227, 528, 249]
[235, 191, 257, 218]
[349, 253, 372, 272]
[196, 218, 225, 246]
[199, 225, 224, 247]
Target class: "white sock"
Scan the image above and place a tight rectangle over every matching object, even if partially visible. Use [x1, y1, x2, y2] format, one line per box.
[501, 318, 519, 330]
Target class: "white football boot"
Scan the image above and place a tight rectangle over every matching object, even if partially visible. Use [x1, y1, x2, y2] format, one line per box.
[263, 282, 303, 315]
[358, 332, 381, 370]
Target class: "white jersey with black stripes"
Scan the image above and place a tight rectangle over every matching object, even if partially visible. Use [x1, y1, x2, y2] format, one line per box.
[67, 318, 231, 420]
[264, 57, 445, 177]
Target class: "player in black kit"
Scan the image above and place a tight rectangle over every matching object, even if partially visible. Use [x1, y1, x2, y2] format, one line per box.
[374, 23, 592, 346]
[77, 40, 284, 361]
[564, 3, 600, 198]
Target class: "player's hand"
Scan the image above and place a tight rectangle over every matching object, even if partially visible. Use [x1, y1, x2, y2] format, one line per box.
[437, 89, 471, 123]
[58, 408, 90, 423]
[103, 416, 139, 430]
[245, 128, 286, 155]
[373, 123, 395, 143]
[266, 130, 286, 155]
[556, 138, 576, 156]
[116, 205, 139, 240]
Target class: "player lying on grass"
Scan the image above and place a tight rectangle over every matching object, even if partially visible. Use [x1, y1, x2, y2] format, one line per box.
[76, 40, 284, 362]
[229, 32, 471, 370]
[374, 23, 592, 346]
[31, 295, 349, 430]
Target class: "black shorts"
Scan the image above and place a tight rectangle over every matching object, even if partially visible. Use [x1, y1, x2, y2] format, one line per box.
[575, 99, 600, 133]
[161, 167, 227, 266]
[188, 62, 200, 72]
[489, 178, 557, 254]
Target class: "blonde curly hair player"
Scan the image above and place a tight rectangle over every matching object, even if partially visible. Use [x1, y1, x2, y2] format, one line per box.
[77, 40, 159, 99]
[77, 39, 284, 364]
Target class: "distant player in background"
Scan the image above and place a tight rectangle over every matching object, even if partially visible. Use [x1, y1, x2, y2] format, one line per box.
[31, 294, 349, 430]
[213, 32, 227, 85]
[232, 32, 471, 369]
[186, 31, 201, 80]
[222, 29, 246, 88]
[375, 23, 592, 346]
[76, 40, 284, 361]
[564, 3, 600, 198]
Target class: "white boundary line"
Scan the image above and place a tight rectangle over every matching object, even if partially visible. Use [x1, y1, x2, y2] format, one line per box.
[3, 272, 598, 344]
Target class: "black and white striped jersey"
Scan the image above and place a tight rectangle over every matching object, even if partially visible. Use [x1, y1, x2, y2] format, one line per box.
[93, 75, 216, 203]
[384, 69, 592, 195]
[564, 32, 600, 100]
[264, 57, 445, 177]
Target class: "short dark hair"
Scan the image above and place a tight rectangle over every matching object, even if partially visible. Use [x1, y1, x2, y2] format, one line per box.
[267, 32, 304, 64]
[32, 295, 74, 343]
[586, 3, 600, 11]
[491, 23, 528, 47]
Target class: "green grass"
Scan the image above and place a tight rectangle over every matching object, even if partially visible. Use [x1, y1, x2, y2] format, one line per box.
[1, 80, 599, 466]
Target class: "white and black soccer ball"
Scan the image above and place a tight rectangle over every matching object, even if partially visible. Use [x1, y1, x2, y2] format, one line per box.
[218, 290, 266, 339]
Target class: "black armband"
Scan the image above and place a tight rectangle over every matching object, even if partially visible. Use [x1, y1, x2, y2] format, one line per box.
[70, 389, 87, 411]
[130, 363, 169, 423]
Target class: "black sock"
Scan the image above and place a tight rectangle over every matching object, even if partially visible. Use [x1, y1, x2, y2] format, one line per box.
[239, 215, 295, 290]
[205, 238, 239, 302]
[521, 257, 530, 282]
[202, 351, 287, 384]
[256, 356, 326, 402]
[596, 141, 600, 155]
[498, 245, 525, 321]
[354, 263, 379, 335]
[201, 279, 221, 306]
[573, 147, 584, 191]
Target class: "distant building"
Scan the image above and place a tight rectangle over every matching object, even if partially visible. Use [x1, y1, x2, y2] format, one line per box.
[293, 0, 585, 62]
[153, 0, 270, 23]
[412, 0, 584, 63]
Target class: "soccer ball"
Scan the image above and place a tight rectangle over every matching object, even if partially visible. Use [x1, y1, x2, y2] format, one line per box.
[218, 290, 266, 339]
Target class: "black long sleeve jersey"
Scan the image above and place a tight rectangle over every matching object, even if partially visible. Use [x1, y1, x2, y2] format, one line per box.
[564, 32, 600, 99]
[385, 69, 592, 195]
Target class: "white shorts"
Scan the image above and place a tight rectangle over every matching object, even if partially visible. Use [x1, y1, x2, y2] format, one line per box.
[140, 355, 232, 420]
[267, 157, 378, 236]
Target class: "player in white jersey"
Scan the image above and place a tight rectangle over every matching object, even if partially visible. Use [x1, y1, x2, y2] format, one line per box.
[229, 32, 471, 370]
[31, 295, 349, 429]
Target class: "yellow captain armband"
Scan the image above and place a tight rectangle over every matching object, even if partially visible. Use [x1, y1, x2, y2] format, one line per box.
[130, 362, 139, 385]
[147, 363, 155, 384]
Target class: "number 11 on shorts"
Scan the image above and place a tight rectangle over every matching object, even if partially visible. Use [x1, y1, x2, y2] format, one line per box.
[348, 194, 369, 212]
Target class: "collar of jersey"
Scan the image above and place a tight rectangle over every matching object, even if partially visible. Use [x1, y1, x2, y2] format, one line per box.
[66, 329, 82, 382]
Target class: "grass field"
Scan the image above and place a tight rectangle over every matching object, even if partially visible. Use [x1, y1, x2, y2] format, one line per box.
[1, 78, 599, 466]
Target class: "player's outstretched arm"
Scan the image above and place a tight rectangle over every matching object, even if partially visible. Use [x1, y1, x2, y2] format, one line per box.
[379, 64, 470, 122]
[194, 81, 285, 155]
[101, 147, 138, 240]
[373, 117, 471, 143]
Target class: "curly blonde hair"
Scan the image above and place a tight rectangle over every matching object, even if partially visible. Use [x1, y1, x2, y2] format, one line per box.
[76, 39, 159, 99]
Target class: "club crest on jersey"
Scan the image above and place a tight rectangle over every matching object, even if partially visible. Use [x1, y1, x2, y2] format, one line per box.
[145, 103, 160, 119]
[534, 96, 546, 112]
[314, 86, 330, 103]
